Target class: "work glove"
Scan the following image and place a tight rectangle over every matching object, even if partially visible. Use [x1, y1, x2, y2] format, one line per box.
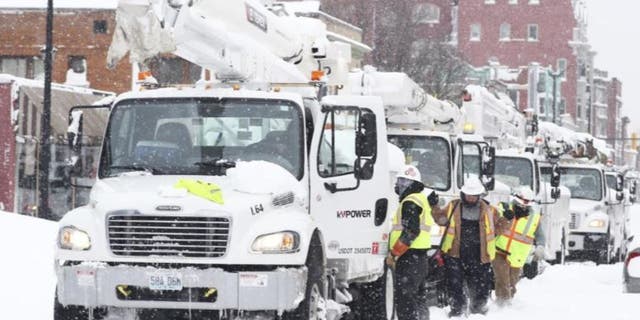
[427, 190, 439, 207]
[386, 253, 397, 271]
[533, 245, 545, 261]
[501, 202, 515, 220]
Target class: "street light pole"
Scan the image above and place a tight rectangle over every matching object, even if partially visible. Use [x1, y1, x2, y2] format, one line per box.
[38, 0, 54, 219]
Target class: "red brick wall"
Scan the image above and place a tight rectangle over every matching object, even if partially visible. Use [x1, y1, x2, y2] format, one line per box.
[457, 0, 577, 116]
[0, 83, 16, 212]
[0, 9, 131, 94]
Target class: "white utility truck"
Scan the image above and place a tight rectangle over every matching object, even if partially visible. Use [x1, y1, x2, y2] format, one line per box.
[538, 122, 626, 264]
[54, 1, 402, 319]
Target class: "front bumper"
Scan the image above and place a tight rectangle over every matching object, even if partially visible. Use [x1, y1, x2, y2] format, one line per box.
[56, 262, 307, 311]
[567, 232, 607, 253]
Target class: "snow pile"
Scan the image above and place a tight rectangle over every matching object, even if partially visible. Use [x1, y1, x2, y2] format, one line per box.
[0, 211, 57, 320]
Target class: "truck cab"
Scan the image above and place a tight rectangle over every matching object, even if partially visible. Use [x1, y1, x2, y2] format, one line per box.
[559, 163, 624, 264]
[55, 87, 399, 320]
[495, 150, 570, 266]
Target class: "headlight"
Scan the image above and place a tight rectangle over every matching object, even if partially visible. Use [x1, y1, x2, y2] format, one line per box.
[58, 226, 91, 251]
[588, 219, 606, 228]
[251, 231, 299, 254]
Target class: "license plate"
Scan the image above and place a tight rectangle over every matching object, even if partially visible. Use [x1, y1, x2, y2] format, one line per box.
[148, 273, 183, 291]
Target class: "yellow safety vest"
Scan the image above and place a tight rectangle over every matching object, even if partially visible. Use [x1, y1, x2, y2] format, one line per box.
[174, 179, 224, 204]
[495, 203, 540, 268]
[441, 201, 497, 260]
[390, 193, 433, 249]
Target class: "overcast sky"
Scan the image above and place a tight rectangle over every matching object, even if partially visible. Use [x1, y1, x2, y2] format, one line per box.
[586, 0, 640, 133]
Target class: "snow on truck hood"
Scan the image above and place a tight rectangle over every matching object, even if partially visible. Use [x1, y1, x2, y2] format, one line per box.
[569, 198, 606, 213]
[91, 161, 305, 208]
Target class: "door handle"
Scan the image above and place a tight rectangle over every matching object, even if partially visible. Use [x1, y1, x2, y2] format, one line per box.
[374, 198, 388, 227]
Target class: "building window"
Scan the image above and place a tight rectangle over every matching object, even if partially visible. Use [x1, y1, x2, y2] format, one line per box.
[499, 23, 511, 40]
[66, 56, 89, 87]
[413, 3, 440, 24]
[528, 24, 539, 41]
[529, 0, 540, 4]
[0, 56, 44, 80]
[557, 58, 567, 80]
[509, 0, 518, 4]
[93, 20, 108, 34]
[470, 24, 481, 41]
[485, 0, 496, 4]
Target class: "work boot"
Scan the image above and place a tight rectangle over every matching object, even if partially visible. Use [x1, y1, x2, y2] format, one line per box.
[470, 303, 488, 315]
[448, 308, 463, 318]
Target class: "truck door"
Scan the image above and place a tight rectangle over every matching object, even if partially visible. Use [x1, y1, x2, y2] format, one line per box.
[309, 95, 393, 280]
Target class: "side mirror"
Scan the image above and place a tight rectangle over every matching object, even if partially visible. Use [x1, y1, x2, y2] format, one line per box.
[356, 112, 377, 158]
[355, 158, 375, 180]
[616, 174, 624, 192]
[550, 164, 561, 188]
[481, 146, 496, 191]
[551, 187, 561, 200]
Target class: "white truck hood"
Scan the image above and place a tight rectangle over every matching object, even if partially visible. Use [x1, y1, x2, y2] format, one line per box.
[90, 161, 306, 213]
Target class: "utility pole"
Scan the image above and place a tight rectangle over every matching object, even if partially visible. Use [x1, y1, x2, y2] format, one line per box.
[548, 68, 565, 125]
[38, 0, 54, 219]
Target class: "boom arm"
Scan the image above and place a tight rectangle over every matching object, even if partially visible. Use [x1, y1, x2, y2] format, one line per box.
[107, 0, 352, 85]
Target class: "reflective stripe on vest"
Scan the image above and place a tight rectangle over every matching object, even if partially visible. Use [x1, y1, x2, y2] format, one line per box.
[441, 201, 496, 260]
[495, 203, 540, 268]
[389, 192, 433, 249]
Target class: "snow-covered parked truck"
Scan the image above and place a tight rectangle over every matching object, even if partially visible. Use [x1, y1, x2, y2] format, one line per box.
[54, 1, 404, 319]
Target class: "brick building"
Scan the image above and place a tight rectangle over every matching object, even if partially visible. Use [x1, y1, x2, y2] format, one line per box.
[0, 3, 131, 93]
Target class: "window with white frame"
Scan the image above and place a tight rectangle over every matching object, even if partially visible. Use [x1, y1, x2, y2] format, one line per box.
[0, 56, 44, 80]
[528, 24, 539, 41]
[500, 23, 511, 40]
[557, 58, 567, 80]
[529, 0, 540, 4]
[470, 24, 481, 41]
[509, 0, 518, 4]
[485, 0, 496, 4]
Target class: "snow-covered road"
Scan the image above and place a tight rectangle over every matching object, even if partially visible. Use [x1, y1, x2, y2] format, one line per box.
[0, 210, 636, 319]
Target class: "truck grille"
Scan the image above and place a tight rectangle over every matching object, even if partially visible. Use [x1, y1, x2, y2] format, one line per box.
[569, 213, 579, 229]
[107, 215, 230, 258]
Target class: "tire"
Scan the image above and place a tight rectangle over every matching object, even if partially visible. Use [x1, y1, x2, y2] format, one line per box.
[349, 264, 395, 320]
[596, 232, 612, 265]
[282, 233, 325, 320]
[554, 230, 567, 265]
[522, 260, 538, 279]
[54, 291, 105, 320]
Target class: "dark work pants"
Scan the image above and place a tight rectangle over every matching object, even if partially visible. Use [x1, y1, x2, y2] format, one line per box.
[444, 255, 492, 314]
[394, 249, 430, 320]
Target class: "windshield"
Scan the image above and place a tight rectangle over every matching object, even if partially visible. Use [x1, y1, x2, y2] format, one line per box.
[559, 167, 603, 201]
[495, 157, 533, 190]
[99, 98, 304, 179]
[388, 135, 451, 191]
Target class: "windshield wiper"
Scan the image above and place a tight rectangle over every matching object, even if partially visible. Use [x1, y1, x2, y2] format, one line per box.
[194, 158, 236, 175]
[108, 165, 164, 175]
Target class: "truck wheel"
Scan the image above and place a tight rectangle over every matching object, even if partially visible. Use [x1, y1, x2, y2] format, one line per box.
[523, 260, 538, 279]
[54, 292, 105, 320]
[596, 232, 612, 265]
[555, 230, 567, 265]
[282, 233, 325, 320]
[349, 264, 395, 320]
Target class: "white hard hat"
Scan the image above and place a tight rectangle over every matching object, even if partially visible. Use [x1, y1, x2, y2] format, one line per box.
[512, 186, 535, 206]
[460, 176, 485, 196]
[396, 165, 422, 183]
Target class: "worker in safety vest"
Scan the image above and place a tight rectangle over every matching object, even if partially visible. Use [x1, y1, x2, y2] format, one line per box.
[386, 165, 438, 320]
[431, 176, 510, 317]
[493, 186, 545, 306]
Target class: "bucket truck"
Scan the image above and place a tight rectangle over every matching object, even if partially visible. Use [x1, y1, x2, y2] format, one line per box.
[54, 1, 401, 319]
[538, 121, 626, 264]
